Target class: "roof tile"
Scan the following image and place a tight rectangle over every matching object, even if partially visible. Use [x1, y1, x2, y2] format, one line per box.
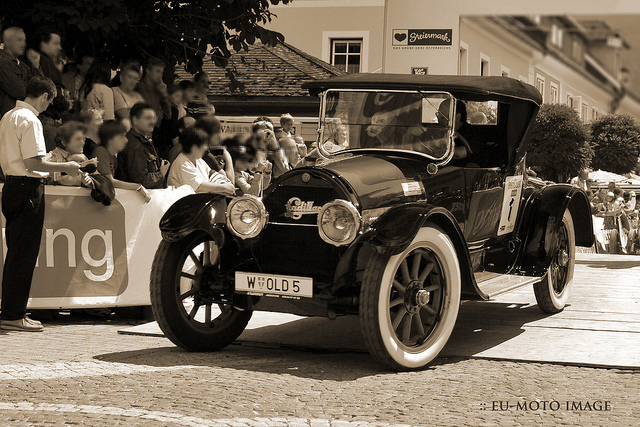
[175, 42, 347, 97]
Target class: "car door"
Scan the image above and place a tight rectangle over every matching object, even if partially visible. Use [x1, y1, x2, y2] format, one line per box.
[463, 167, 505, 243]
[464, 164, 526, 242]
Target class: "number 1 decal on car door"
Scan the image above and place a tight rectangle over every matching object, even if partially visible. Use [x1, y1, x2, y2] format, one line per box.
[497, 175, 523, 236]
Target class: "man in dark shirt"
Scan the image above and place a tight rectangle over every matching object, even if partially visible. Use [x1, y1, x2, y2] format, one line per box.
[137, 58, 172, 149]
[156, 84, 181, 160]
[137, 58, 171, 123]
[118, 102, 170, 188]
[35, 29, 70, 150]
[0, 27, 33, 118]
[0, 27, 37, 180]
[187, 71, 215, 119]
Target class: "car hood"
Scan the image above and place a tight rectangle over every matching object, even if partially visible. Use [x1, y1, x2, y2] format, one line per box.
[317, 152, 427, 210]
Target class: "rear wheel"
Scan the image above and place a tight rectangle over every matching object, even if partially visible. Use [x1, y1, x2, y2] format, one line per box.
[150, 232, 251, 351]
[534, 210, 575, 313]
[360, 226, 461, 370]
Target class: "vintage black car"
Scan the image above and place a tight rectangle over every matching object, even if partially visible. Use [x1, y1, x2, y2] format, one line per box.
[150, 74, 594, 370]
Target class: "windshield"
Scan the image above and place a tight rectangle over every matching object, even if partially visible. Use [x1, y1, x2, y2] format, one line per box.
[318, 90, 455, 160]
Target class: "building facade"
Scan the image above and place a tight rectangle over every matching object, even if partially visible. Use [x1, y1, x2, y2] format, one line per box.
[267, 0, 640, 120]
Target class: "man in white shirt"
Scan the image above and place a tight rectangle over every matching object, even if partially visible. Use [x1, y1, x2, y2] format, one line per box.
[0, 76, 82, 332]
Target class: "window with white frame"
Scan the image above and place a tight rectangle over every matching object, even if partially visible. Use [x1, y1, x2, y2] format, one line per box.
[572, 40, 584, 62]
[567, 94, 575, 108]
[567, 95, 581, 116]
[592, 108, 598, 121]
[581, 103, 589, 122]
[480, 54, 490, 76]
[550, 23, 563, 48]
[459, 42, 468, 75]
[501, 66, 510, 77]
[330, 39, 362, 74]
[550, 83, 559, 104]
[535, 75, 545, 100]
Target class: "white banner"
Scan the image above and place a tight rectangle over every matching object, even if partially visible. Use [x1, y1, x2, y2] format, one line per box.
[0, 184, 194, 309]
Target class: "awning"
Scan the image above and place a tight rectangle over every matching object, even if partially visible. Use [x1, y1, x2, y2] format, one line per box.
[584, 169, 640, 188]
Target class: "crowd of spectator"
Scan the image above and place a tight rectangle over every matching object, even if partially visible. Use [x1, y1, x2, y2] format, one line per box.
[0, 26, 311, 203]
[573, 169, 639, 253]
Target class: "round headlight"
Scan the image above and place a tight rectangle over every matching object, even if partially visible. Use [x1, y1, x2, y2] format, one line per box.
[226, 195, 267, 239]
[317, 200, 361, 246]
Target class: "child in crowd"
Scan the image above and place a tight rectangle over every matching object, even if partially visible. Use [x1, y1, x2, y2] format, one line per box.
[76, 109, 103, 158]
[92, 120, 151, 202]
[293, 136, 307, 153]
[253, 120, 288, 177]
[276, 113, 294, 139]
[228, 143, 272, 197]
[46, 121, 93, 187]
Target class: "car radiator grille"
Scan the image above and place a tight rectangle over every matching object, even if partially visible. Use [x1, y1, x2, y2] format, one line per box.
[258, 182, 346, 279]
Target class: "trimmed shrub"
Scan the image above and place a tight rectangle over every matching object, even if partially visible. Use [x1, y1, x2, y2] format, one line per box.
[527, 104, 593, 182]
[591, 114, 640, 175]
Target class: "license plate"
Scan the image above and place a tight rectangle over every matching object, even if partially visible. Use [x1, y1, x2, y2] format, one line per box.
[235, 272, 313, 299]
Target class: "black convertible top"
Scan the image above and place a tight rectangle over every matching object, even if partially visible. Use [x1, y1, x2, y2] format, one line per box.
[302, 74, 543, 105]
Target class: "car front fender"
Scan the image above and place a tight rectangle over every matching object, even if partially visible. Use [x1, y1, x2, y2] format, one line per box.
[159, 193, 227, 245]
[516, 184, 593, 275]
[365, 203, 481, 300]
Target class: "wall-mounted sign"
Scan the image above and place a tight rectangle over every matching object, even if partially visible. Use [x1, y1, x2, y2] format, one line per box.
[411, 67, 428, 75]
[393, 29, 453, 46]
[384, 0, 460, 75]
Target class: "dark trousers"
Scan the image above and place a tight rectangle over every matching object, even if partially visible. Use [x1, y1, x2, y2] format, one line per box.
[1, 176, 45, 320]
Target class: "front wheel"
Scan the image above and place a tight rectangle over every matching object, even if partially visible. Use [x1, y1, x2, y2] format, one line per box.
[534, 210, 575, 313]
[360, 226, 461, 370]
[150, 232, 252, 351]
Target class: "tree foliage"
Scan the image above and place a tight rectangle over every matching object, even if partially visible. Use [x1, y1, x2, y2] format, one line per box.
[0, 0, 290, 70]
[527, 104, 593, 182]
[590, 114, 640, 175]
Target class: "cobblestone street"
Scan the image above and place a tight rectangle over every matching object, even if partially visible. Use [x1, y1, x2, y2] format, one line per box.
[0, 318, 637, 426]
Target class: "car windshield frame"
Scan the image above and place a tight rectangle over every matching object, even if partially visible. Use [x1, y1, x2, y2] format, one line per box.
[316, 89, 456, 164]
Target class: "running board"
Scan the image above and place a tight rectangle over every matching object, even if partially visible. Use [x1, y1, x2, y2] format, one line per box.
[476, 274, 541, 299]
